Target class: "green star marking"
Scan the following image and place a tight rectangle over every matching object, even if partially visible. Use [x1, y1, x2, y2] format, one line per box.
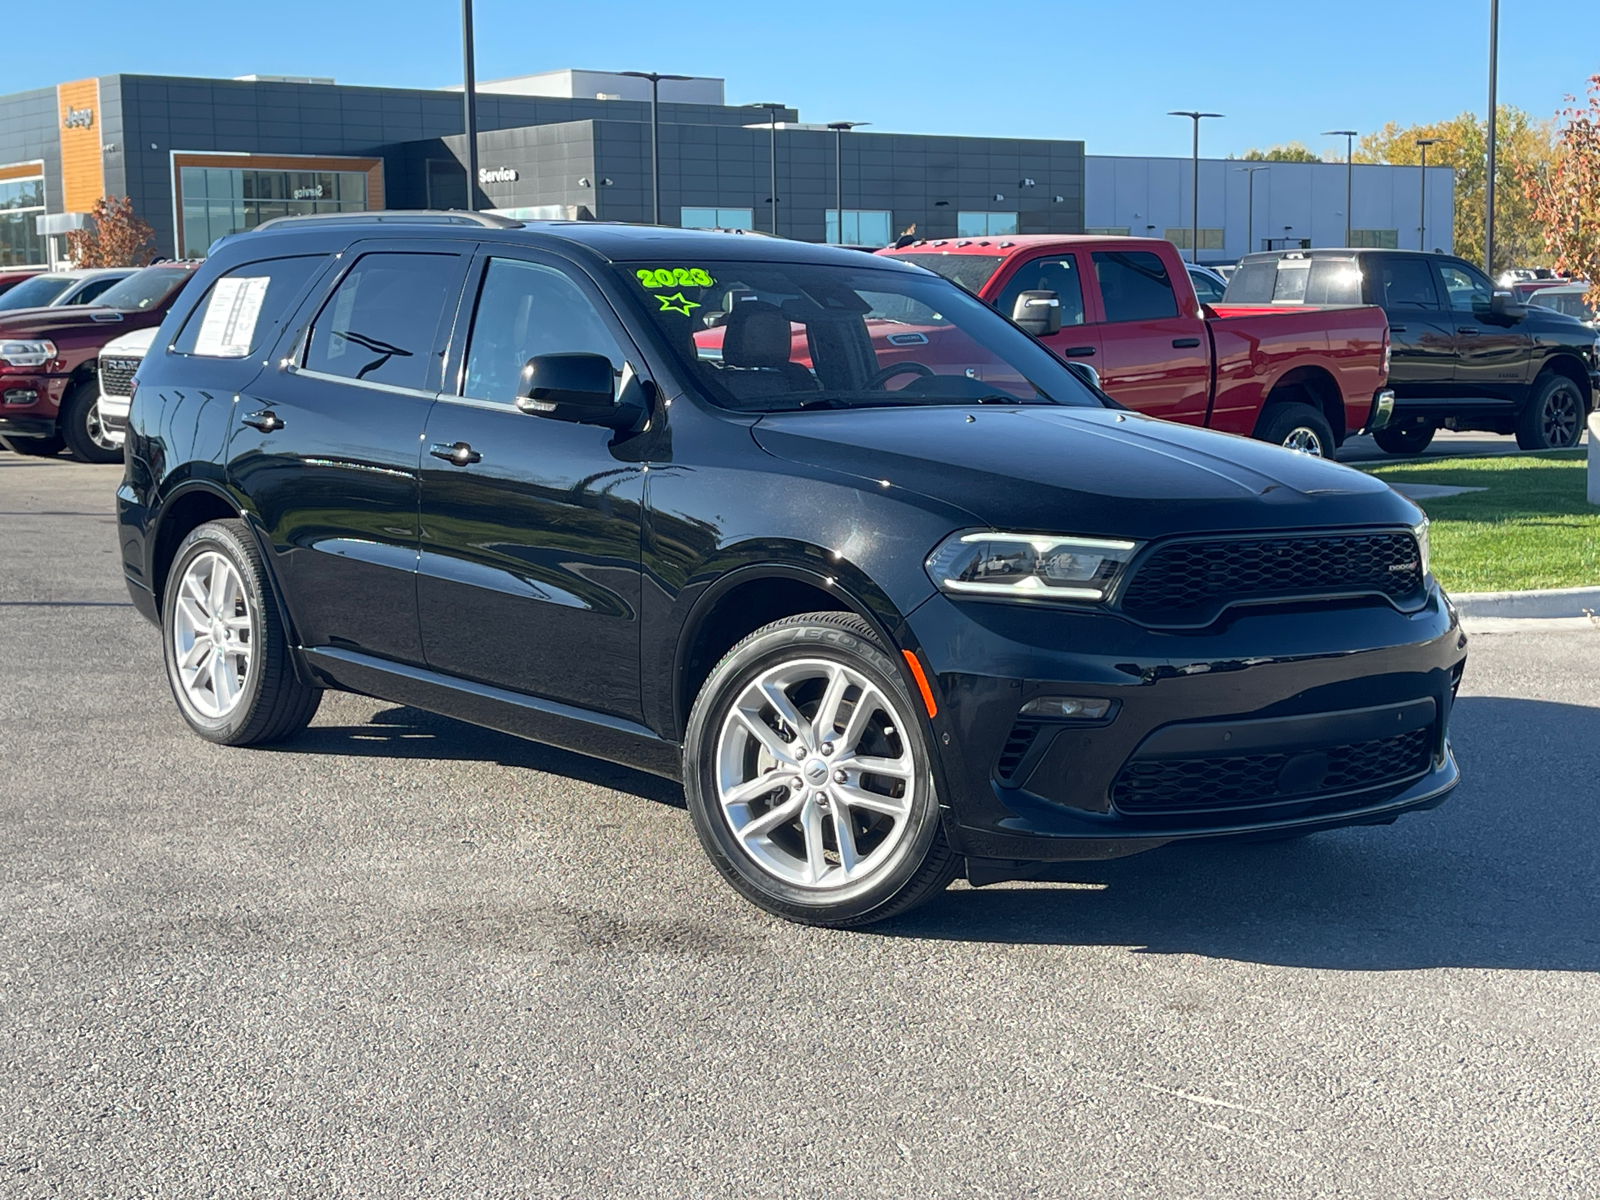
[656, 291, 701, 317]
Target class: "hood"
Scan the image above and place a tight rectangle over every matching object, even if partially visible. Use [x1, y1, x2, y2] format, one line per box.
[101, 326, 159, 357]
[0, 306, 130, 336]
[751, 405, 1420, 539]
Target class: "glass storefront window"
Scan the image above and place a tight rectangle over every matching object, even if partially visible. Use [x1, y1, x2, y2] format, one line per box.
[180, 165, 372, 256]
[1, 176, 48, 267]
[826, 209, 892, 247]
[681, 207, 753, 230]
[958, 212, 1019, 238]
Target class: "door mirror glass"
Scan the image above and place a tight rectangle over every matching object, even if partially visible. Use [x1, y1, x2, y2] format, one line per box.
[1011, 290, 1063, 337]
[1490, 291, 1528, 322]
[516, 353, 640, 428]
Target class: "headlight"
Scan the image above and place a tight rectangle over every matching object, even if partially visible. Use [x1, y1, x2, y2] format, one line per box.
[1413, 517, 1431, 578]
[927, 531, 1140, 602]
[0, 339, 57, 369]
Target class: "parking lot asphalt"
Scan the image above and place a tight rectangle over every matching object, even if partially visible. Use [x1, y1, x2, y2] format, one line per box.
[1336, 426, 1590, 464]
[3, 451, 1599, 1198]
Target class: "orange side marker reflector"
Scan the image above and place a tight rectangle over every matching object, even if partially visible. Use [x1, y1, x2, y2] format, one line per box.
[902, 649, 939, 719]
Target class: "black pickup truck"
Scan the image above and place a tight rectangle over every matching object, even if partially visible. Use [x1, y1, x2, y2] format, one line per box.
[1225, 248, 1600, 454]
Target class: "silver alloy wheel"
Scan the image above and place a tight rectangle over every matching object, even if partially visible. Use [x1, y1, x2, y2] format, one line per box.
[1281, 426, 1324, 456]
[171, 551, 254, 719]
[84, 399, 118, 452]
[714, 657, 919, 891]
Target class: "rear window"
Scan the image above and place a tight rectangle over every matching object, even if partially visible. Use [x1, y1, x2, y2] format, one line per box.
[1223, 261, 1277, 303]
[894, 253, 1005, 296]
[97, 267, 192, 312]
[1305, 258, 1362, 304]
[1221, 257, 1361, 305]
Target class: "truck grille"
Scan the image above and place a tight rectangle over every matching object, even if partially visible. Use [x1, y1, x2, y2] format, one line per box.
[1111, 727, 1432, 816]
[1120, 531, 1423, 625]
[99, 356, 141, 399]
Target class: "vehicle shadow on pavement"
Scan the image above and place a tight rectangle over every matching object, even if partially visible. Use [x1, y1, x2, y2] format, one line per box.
[878, 697, 1600, 972]
[271, 704, 687, 809]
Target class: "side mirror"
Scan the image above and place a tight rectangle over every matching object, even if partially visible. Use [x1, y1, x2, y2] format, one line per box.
[1490, 291, 1528, 322]
[1011, 290, 1062, 338]
[1064, 360, 1102, 391]
[515, 353, 643, 430]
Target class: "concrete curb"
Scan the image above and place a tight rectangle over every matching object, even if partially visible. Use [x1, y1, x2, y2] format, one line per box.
[1451, 586, 1600, 620]
[1460, 615, 1599, 635]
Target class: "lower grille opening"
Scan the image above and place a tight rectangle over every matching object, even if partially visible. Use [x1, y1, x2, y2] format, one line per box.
[1111, 727, 1432, 817]
[995, 722, 1039, 781]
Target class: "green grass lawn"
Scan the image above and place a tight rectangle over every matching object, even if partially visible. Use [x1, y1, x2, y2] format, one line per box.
[1362, 450, 1599, 593]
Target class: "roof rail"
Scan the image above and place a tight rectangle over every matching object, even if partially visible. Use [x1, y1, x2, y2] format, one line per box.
[251, 209, 525, 234]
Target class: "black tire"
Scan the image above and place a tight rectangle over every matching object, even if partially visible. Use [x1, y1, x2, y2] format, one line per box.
[1372, 418, 1437, 456]
[1256, 401, 1336, 459]
[161, 519, 321, 747]
[2, 433, 65, 457]
[683, 612, 961, 928]
[59, 381, 122, 464]
[1515, 372, 1586, 450]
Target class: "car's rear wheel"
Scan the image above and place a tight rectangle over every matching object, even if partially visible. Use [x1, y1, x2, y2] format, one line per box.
[1372, 418, 1436, 456]
[161, 519, 321, 746]
[60, 382, 122, 464]
[683, 612, 960, 927]
[1257, 401, 1336, 459]
[1515, 373, 1586, 450]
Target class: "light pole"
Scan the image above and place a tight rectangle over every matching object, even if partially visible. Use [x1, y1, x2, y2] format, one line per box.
[1324, 130, 1358, 247]
[620, 71, 691, 225]
[747, 103, 786, 234]
[1486, 0, 1500, 273]
[460, 0, 478, 211]
[1169, 111, 1223, 263]
[1236, 165, 1268, 255]
[826, 121, 869, 243]
[1415, 137, 1441, 251]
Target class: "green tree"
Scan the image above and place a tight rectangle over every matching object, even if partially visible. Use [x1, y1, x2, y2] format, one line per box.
[1235, 142, 1322, 162]
[1357, 107, 1555, 271]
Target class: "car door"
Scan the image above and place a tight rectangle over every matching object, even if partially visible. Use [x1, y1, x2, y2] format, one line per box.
[990, 252, 1102, 369]
[1436, 260, 1533, 400]
[227, 242, 471, 665]
[1362, 254, 1456, 399]
[416, 249, 647, 722]
[1087, 249, 1209, 424]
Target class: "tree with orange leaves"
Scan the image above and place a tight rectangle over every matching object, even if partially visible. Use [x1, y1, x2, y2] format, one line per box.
[1525, 76, 1600, 316]
[64, 196, 156, 268]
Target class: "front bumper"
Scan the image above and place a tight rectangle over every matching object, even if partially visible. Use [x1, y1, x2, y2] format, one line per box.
[904, 586, 1466, 862]
[98, 392, 130, 445]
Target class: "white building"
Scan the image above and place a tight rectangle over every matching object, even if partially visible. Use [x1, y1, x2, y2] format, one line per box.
[451, 69, 725, 106]
[1086, 156, 1456, 264]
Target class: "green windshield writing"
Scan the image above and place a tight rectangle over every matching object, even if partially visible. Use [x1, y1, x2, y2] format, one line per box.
[636, 267, 715, 289]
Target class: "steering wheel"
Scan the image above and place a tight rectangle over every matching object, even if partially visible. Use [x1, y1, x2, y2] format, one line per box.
[865, 361, 935, 390]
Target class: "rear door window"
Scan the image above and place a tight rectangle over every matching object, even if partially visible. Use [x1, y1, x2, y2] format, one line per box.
[1091, 251, 1178, 322]
[173, 255, 329, 358]
[305, 252, 462, 390]
[1374, 257, 1443, 309]
[994, 255, 1087, 326]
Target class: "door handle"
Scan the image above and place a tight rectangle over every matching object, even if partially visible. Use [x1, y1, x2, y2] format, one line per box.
[1388, 325, 1407, 333]
[240, 409, 284, 433]
[1457, 327, 1480, 336]
[430, 441, 482, 466]
[1061, 346, 1096, 357]
[1171, 337, 1201, 349]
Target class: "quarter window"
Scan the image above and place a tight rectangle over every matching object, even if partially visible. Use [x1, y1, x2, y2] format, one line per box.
[1092, 251, 1179, 322]
[174, 255, 329, 358]
[994, 256, 1087, 327]
[462, 258, 625, 403]
[305, 253, 460, 391]
[1438, 263, 1493, 315]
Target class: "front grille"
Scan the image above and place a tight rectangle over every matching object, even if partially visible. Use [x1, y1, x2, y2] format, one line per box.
[995, 722, 1039, 780]
[98, 357, 141, 399]
[1120, 531, 1423, 625]
[1111, 727, 1432, 816]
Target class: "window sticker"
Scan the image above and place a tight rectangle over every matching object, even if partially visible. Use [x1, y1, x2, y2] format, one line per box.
[635, 267, 715, 289]
[193, 276, 271, 358]
[655, 292, 700, 317]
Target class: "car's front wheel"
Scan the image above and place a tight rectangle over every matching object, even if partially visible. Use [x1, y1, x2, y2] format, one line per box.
[161, 519, 321, 746]
[683, 612, 960, 927]
[60, 382, 122, 464]
[1515, 372, 1586, 450]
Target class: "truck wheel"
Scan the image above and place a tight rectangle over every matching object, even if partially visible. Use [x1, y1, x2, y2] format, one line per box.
[1515, 373, 1586, 450]
[1257, 402, 1335, 459]
[683, 612, 961, 928]
[161, 519, 322, 746]
[60, 382, 122, 464]
[1372, 419, 1436, 456]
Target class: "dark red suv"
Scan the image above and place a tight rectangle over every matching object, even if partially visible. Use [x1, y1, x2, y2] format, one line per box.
[0, 262, 198, 463]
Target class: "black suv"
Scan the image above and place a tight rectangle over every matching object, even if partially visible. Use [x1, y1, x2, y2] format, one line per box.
[1225, 248, 1600, 454]
[119, 214, 1466, 926]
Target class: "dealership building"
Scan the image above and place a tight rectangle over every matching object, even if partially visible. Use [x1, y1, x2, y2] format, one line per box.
[0, 68, 1450, 268]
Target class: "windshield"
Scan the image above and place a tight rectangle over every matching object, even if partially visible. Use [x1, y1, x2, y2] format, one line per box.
[891, 253, 1005, 296]
[96, 267, 190, 312]
[615, 259, 1102, 414]
[0, 275, 74, 311]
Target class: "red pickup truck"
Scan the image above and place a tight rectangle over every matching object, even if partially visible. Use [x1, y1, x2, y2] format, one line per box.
[876, 235, 1393, 457]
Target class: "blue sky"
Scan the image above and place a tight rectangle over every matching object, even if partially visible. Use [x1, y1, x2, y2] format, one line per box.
[16, 0, 1598, 156]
